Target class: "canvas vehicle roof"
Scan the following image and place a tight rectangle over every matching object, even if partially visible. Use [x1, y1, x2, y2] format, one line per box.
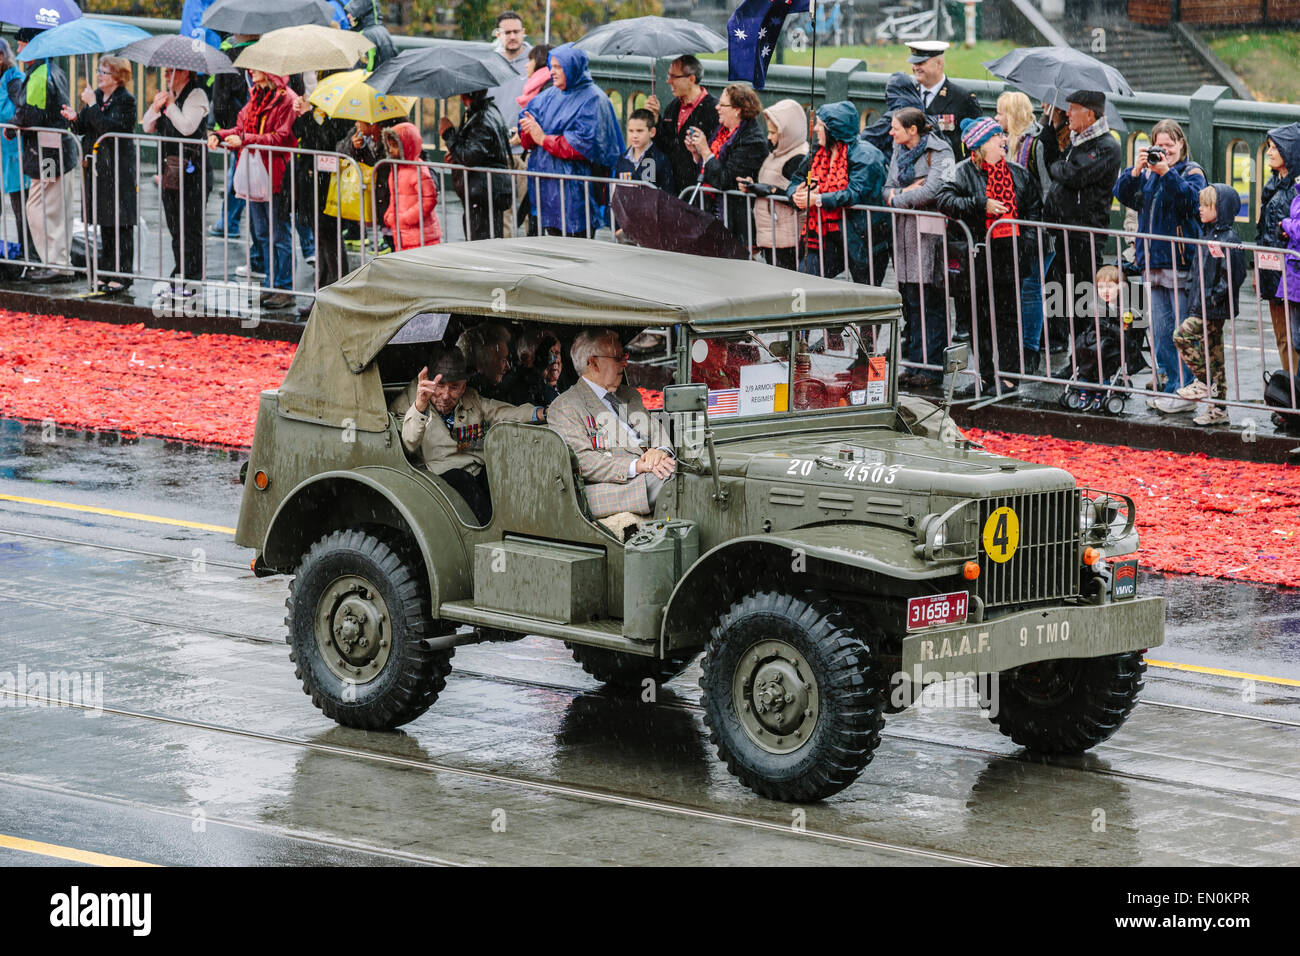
[279, 238, 901, 431]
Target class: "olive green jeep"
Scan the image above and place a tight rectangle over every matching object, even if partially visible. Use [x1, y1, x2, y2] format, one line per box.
[235, 238, 1164, 802]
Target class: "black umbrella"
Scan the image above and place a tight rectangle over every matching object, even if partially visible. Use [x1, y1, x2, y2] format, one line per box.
[611, 185, 750, 261]
[575, 16, 726, 85]
[366, 45, 517, 100]
[983, 47, 1133, 130]
[201, 0, 336, 36]
[120, 34, 238, 75]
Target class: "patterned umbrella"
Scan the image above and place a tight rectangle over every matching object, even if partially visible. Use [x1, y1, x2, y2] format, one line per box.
[308, 69, 413, 123]
[234, 24, 373, 75]
[15, 17, 148, 60]
[201, 0, 336, 35]
[119, 34, 238, 75]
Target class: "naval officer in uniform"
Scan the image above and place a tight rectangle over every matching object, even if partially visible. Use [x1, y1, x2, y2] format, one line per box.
[908, 40, 982, 161]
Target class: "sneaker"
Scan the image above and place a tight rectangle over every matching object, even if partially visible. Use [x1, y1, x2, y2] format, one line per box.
[209, 224, 240, 239]
[1176, 381, 1210, 401]
[259, 291, 295, 309]
[1153, 395, 1196, 414]
[1193, 403, 1229, 426]
[234, 265, 265, 279]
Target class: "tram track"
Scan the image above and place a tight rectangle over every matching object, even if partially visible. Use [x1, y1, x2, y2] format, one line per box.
[0, 774, 464, 867]
[0, 685, 999, 867]
[2, 588, 1298, 817]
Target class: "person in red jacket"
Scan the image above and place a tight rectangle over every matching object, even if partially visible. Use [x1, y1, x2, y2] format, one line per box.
[382, 122, 440, 251]
[208, 70, 299, 309]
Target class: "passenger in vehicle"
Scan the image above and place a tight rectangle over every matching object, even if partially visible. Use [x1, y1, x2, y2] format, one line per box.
[400, 347, 544, 524]
[457, 322, 512, 400]
[548, 328, 675, 518]
[498, 327, 562, 406]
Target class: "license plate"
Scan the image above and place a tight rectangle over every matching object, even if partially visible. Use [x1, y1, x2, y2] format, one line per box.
[907, 591, 969, 630]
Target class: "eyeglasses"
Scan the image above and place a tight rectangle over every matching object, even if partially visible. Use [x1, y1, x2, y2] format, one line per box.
[718, 101, 735, 109]
[97, 67, 112, 75]
[593, 352, 629, 363]
[666, 73, 689, 80]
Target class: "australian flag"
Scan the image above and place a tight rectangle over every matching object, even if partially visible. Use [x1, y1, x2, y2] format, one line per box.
[728, 0, 812, 90]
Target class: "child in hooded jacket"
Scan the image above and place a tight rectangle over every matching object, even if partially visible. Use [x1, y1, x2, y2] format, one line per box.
[382, 122, 440, 251]
[738, 98, 808, 271]
[1167, 184, 1246, 426]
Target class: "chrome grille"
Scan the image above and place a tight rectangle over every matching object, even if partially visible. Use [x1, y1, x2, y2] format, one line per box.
[975, 490, 1080, 608]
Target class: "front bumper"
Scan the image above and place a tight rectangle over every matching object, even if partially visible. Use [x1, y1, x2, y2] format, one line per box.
[899, 595, 1165, 680]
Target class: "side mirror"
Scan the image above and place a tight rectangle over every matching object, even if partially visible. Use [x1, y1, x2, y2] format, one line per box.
[663, 383, 707, 413]
[943, 343, 970, 374]
[663, 383, 707, 461]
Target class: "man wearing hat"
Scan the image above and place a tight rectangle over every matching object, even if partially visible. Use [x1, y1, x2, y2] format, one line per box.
[398, 346, 545, 524]
[908, 40, 982, 160]
[1044, 90, 1121, 320]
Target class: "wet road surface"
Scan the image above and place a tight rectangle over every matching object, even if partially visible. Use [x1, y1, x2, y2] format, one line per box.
[1, 420, 1298, 865]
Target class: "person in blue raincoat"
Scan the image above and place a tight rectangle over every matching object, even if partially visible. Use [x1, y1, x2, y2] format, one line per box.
[0, 39, 29, 260]
[517, 43, 624, 238]
[180, 0, 222, 51]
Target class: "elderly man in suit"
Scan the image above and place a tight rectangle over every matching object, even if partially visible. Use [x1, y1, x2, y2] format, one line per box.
[548, 328, 676, 518]
[399, 347, 544, 524]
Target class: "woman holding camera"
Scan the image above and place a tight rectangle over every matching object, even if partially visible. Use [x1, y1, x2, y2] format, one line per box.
[685, 83, 768, 245]
[1113, 119, 1206, 409]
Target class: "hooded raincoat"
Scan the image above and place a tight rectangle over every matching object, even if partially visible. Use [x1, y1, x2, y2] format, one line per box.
[753, 98, 808, 251]
[786, 101, 887, 267]
[520, 44, 624, 236]
[383, 121, 440, 250]
[1189, 183, 1247, 319]
[0, 64, 28, 196]
[1257, 123, 1300, 301]
[345, 0, 396, 71]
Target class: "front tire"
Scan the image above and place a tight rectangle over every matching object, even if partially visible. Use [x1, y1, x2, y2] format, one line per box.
[983, 652, 1145, 753]
[701, 590, 884, 802]
[286, 529, 452, 730]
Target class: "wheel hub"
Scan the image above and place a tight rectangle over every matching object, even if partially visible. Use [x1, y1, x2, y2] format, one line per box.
[315, 575, 392, 684]
[734, 640, 818, 755]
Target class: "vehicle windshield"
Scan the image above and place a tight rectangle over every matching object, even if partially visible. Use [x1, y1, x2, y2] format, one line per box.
[689, 323, 895, 419]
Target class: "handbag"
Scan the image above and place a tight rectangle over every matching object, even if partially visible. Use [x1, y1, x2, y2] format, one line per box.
[161, 156, 182, 191]
[232, 149, 271, 202]
[323, 161, 374, 222]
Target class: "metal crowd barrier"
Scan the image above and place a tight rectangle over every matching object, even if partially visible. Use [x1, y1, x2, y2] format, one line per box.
[985, 217, 1300, 416]
[0, 122, 89, 288]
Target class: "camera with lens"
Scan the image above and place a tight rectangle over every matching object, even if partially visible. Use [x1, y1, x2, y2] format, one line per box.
[1145, 146, 1165, 164]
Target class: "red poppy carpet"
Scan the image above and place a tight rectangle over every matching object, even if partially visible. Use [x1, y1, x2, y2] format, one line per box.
[2, 311, 1297, 587]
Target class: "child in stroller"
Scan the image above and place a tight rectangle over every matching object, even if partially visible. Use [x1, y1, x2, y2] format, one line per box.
[1057, 265, 1150, 414]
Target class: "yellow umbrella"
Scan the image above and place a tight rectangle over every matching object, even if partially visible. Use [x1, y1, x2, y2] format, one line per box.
[308, 69, 415, 123]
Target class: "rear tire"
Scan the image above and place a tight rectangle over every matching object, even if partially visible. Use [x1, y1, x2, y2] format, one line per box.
[286, 528, 452, 730]
[701, 590, 884, 802]
[983, 652, 1145, 754]
[566, 643, 697, 689]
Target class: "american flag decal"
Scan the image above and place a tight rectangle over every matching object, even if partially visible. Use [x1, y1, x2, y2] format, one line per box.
[708, 388, 740, 416]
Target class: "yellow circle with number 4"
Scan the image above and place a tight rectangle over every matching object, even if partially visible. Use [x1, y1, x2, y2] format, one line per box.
[982, 507, 1019, 563]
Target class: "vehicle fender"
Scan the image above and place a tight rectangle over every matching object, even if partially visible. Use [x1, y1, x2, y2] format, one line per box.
[262, 467, 471, 610]
[660, 524, 957, 651]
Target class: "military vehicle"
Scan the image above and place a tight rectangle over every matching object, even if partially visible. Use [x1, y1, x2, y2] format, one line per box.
[236, 239, 1164, 802]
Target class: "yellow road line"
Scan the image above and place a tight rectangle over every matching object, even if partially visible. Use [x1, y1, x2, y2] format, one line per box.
[0, 833, 158, 867]
[0, 494, 235, 535]
[1147, 658, 1300, 688]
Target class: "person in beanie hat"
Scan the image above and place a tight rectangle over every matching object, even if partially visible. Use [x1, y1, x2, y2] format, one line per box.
[937, 116, 1042, 396]
[1042, 89, 1121, 359]
[396, 344, 545, 525]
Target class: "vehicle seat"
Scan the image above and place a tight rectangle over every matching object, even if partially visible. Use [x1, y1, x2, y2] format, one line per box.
[484, 421, 622, 538]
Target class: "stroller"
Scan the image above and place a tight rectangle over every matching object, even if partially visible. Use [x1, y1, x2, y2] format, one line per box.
[1056, 307, 1150, 415]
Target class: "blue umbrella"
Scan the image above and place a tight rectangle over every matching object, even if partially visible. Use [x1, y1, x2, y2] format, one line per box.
[1, 0, 81, 29]
[17, 17, 150, 60]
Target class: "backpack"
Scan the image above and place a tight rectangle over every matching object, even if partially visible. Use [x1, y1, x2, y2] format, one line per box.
[1264, 369, 1300, 431]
